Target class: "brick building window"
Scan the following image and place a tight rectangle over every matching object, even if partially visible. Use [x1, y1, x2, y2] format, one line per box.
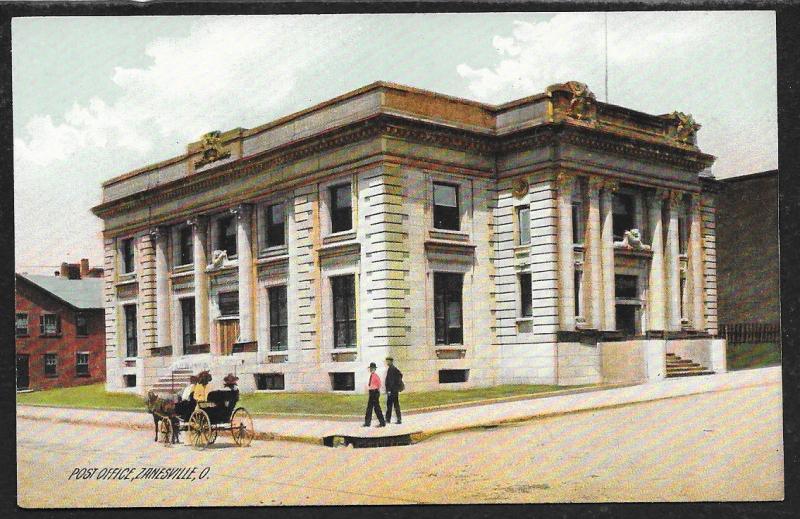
[265, 203, 286, 247]
[124, 305, 138, 358]
[433, 183, 460, 231]
[15, 313, 28, 337]
[329, 184, 353, 233]
[255, 373, 285, 390]
[43, 353, 57, 377]
[39, 314, 61, 336]
[120, 237, 135, 273]
[181, 298, 196, 350]
[517, 206, 530, 245]
[217, 215, 237, 258]
[76, 312, 88, 336]
[269, 285, 288, 351]
[178, 226, 194, 266]
[332, 275, 356, 349]
[76, 353, 90, 377]
[434, 272, 463, 345]
[519, 272, 532, 318]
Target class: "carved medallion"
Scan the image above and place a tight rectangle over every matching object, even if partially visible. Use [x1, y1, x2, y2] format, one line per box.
[511, 177, 529, 198]
[194, 131, 231, 168]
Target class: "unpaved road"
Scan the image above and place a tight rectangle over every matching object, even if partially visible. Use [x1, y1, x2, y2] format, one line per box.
[17, 382, 783, 506]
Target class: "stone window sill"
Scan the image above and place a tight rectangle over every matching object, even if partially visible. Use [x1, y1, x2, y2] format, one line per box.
[323, 230, 357, 245]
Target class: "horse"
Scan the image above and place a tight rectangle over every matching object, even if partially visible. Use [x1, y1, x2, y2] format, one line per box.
[145, 390, 181, 444]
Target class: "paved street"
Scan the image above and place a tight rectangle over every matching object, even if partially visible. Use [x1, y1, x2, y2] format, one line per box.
[17, 382, 783, 506]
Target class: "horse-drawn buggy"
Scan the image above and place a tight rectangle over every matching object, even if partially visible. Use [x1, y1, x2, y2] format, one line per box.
[147, 372, 255, 449]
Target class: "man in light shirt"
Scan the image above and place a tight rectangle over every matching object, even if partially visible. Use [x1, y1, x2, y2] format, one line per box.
[363, 362, 386, 428]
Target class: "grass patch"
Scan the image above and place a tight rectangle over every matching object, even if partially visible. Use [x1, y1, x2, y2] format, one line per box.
[239, 384, 583, 416]
[17, 383, 145, 411]
[726, 342, 781, 371]
[17, 383, 584, 416]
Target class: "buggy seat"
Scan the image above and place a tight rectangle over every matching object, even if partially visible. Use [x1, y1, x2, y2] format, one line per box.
[200, 389, 240, 424]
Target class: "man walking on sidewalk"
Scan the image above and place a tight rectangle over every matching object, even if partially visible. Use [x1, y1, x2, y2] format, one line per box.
[384, 357, 403, 424]
[363, 362, 386, 428]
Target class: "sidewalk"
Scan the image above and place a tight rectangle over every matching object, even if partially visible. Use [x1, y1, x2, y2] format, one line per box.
[17, 367, 781, 445]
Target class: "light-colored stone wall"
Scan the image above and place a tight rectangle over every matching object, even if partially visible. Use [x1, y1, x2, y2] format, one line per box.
[556, 342, 602, 385]
[701, 192, 719, 335]
[600, 340, 666, 384]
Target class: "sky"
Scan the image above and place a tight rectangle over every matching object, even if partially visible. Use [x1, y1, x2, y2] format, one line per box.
[13, 12, 778, 274]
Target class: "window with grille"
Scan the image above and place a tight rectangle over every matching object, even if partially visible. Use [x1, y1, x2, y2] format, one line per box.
[265, 203, 286, 247]
[15, 313, 28, 337]
[517, 206, 530, 245]
[76, 353, 89, 376]
[332, 275, 356, 349]
[519, 273, 532, 318]
[124, 305, 138, 358]
[44, 353, 57, 377]
[217, 215, 237, 257]
[329, 184, 353, 233]
[433, 183, 460, 231]
[269, 285, 288, 351]
[39, 314, 61, 336]
[434, 272, 463, 345]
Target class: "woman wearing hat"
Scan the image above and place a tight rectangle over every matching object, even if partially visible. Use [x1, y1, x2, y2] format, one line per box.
[193, 370, 213, 403]
[363, 362, 386, 427]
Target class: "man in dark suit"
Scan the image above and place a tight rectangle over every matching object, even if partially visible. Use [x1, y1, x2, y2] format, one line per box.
[384, 357, 403, 424]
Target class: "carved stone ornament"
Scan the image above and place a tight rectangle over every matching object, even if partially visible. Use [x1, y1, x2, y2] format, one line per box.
[668, 190, 685, 209]
[562, 81, 598, 122]
[210, 249, 229, 269]
[555, 171, 575, 192]
[512, 177, 529, 198]
[667, 111, 701, 145]
[614, 229, 652, 251]
[195, 130, 231, 168]
[602, 179, 620, 193]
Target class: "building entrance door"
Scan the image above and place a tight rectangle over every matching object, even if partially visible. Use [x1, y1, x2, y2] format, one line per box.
[16, 354, 29, 390]
[217, 319, 240, 355]
[616, 304, 639, 336]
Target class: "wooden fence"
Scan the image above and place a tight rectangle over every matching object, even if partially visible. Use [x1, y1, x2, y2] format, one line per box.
[718, 323, 780, 344]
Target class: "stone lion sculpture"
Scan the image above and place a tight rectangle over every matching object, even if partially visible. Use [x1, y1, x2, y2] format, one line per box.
[614, 229, 651, 251]
[210, 249, 228, 268]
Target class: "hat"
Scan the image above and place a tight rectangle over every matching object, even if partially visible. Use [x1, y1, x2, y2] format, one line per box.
[369, 362, 377, 369]
[223, 373, 239, 385]
[197, 370, 212, 384]
[385, 357, 394, 362]
[189, 375, 198, 384]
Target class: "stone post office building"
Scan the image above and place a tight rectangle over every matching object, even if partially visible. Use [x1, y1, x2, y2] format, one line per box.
[91, 81, 726, 395]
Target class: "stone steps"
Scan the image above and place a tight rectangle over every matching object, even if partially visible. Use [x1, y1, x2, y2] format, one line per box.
[665, 353, 714, 378]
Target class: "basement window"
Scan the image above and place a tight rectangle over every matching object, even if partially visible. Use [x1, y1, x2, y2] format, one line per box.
[255, 373, 285, 390]
[123, 374, 137, 388]
[330, 372, 355, 391]
[439, 369, 469, 384]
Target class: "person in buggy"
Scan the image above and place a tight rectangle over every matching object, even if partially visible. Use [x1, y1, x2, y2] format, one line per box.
[204, 374, 240, 420]
[174, 375, 198, 422]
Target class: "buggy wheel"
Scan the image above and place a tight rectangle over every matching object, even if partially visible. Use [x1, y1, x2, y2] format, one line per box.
[231, 407, 254, 447]
[158, 417, 173, 447]
[188, 409, 211, 450]
[208, 427, 219, 444]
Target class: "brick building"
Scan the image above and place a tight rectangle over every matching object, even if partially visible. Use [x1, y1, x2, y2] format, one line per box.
[15, 260, 106, 391]
[91, 81, 726, 395]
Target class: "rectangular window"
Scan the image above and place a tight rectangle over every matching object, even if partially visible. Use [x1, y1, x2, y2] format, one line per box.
[331, 372, 355, 391]
[15, 313, 28, 337]
[121, 237, 135, 273]
[433, 183, 460, 231]
[269, 285, 288, 351]
[329, 184, 353, 233]
[124, 305, 138, 358]
[181, 298, 196, 350]
[434, 272, 463, 345]
[76, 312, 88, 336]
[265, 203, 286, 247]
[678, 205, 688, 255]
[255, 373, 285, 390]
[124, 374, 137, 388]
[44, 353, 57, 377]
[217, 215, 237, 257]
[218, 291, 239, 317]
[178, 226, 194, 266]
[76, 353, 89, 377]
[572, 199, 584, 244]
[39, 314, 61, 336]
[332, 275, 356, 349]
[612, 193, 635, 241]
[680, 276, 687, 320]
[615, 275, 639, 299]
[519, 273, 532, 318]
[574, 270, 582, 317]
[517, 206, 530, 245]
[439, 369, 469, 384]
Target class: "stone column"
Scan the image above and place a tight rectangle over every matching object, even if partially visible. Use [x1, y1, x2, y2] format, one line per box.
[585, 177, 603, 329]
[647, 190, 666, 332]
[665, 191, 683, 331]
[556, 172, 576, 331]
[688, 193, 705, 331]
[150, 226, 171, 354]
[189, 216, 210, 347]
[233, 204, 255, 343]
[600, 180, 618, 331]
